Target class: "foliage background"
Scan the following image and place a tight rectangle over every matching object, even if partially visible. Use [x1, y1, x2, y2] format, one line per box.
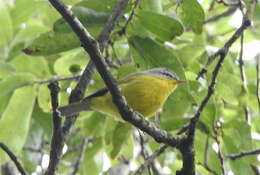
[0, 0, 260, 174]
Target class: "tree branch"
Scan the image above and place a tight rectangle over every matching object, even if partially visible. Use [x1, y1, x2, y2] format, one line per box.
[45, 82, 62, 175]
[62, 0, 130, 134]
[226, 148, 260, 160]
[176, 18, 251, 175]
[133, 122, 197, 174]
[118, 0, 140, 36]
[49, 0, 183, 148]
[196, 17, 251, 79]
[44, 0, 130, 174]
[213, 125, 225, 175]
[133, 144, 168, 175]
[0, 142, 28, 175]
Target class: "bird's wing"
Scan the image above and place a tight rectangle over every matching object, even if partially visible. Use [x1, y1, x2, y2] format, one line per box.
[84, 72, 140, 100]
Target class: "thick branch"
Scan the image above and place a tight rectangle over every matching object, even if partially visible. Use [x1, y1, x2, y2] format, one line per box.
[45, 0, 129, 174]
[0, 142, 28, 175]
[62, 0, 130, 134]
[177, 17, 251, 175]
[48, 0, 183, 148]
[45, 82, 62, 175]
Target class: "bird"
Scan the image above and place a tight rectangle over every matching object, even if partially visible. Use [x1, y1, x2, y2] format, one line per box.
[57, 67, 184, 120]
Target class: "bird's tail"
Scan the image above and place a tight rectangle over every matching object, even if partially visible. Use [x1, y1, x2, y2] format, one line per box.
[57, 99, 91, 116]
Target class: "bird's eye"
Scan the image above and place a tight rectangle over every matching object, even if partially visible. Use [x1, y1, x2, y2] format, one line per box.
[163, 72, 172, 78]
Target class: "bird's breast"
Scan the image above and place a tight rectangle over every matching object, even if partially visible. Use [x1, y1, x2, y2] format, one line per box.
[121, 75, 177, 117]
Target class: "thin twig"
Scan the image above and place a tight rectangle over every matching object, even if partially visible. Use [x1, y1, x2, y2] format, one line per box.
[197, 162, 218, 175]
[0, 142, 28, 175]
[10, 74, 80, 92]
[213, 125, 225, 175]
[45, 82, 62, 175]
[70, 138, 93, 175]
[118, 0, 140, 36]
[256, 54, 260, 110]
[49, 0, 183, 148]
[216, 0, 240, 6]
[177, 18, 251, 175]
[196, 17, 251, 79]
[201, 136, 218, 175]
[208, 0, 216, 11]
[134, 121, 197, 174]
[227, 148, 260, 160]
[62, 0, 130, 134]
[133, 145, 168, 175]
[251, 165, 260, 175]
[238, 32, 249, 122]
[136, 130, 152, 175]
[204, 7, 236, 24]
[45, 0, 130, 174]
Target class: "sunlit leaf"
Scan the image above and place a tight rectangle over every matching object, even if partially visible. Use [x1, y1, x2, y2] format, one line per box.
[0, 0, 13, 49]
[178, 0, 205, 34]
[23, 31, 80, 56]
[0, 86, 36, 163]
[53, 7, 110, 34]
[110, 122, 131, 158]
[137, 11, 183, 41]
[0, 73, 35, 98]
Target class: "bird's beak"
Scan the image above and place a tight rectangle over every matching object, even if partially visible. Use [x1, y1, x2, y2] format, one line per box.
[176, 80, 186, 84]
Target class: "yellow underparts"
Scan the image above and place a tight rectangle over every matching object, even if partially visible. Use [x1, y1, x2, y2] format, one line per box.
[90, 75, 178, 119]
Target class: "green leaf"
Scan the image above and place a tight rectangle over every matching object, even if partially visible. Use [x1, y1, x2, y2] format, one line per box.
[54, 49, 88, 75]
[222, 120, 256, 175]
[104, 117, 118, 145]
[38, 85, 51, 113]
[128, 36, 184, 76]
[0, 73, 35, 98]
[10, 54, 51, 78]
[137, 11, 183, 41]
[178, 0, 205, 34]
[0, 86, 36, 164]
[80, 138, 103, 175]
[32, 104, 52, 139]
[139, 0, 162, 13]
[10, 0, 37, 28]
[83, 112, 106, 137]
[0, 63, 16, 79]
[10, 19, 49, 49]
[160, 117, 189, 131]
[253, 4, 260, 24]
[200, 99, 217, 135]
[216, 83, 238, 105]
[23, 31, 80, 56]
[53, 7, 109, 34]
[0, 94, 11, 115]
[177, 44, 205, 67]
[0, 0, 13, 49]
[110, 122, 131, 158]
[77, 0, 119, 12]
